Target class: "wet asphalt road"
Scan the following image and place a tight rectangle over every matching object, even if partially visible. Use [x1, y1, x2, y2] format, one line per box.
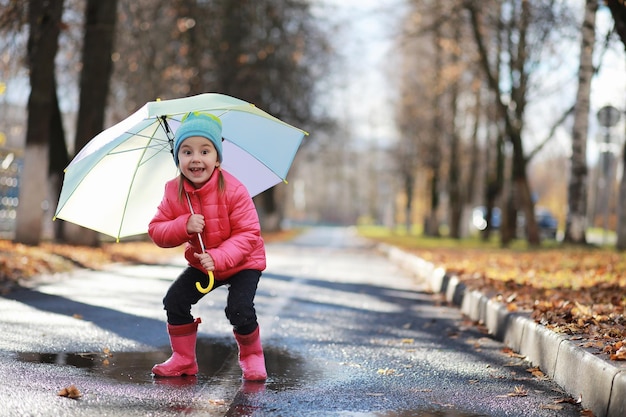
[0, 227, 582, 416]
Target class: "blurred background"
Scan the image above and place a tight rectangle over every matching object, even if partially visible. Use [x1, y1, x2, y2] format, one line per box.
[1, 0, 625, 248]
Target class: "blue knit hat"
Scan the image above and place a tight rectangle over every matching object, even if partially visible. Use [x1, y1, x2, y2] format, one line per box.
[173, 112, 223, 166]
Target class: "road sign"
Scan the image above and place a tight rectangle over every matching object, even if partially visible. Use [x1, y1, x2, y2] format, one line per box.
[597, 105, 621, 127]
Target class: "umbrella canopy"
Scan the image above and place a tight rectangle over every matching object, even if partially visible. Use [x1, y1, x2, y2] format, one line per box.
[54, 93, 307, 240]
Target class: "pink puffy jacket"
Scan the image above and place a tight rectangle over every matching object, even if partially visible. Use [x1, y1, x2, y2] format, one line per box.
[148, 170, 266, 280]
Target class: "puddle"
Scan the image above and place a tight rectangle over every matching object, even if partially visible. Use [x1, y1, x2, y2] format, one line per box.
[17, 337, 317, 388]
[16, 341, 488, 417]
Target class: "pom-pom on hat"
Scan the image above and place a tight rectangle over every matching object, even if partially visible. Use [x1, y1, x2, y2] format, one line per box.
[173, 112, 223, 166]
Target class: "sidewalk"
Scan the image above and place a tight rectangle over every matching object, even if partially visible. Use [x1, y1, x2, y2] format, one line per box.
[379, 243, 626, 417]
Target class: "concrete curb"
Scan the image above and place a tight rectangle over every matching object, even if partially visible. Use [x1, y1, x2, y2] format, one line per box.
[379, 243, 626, 417]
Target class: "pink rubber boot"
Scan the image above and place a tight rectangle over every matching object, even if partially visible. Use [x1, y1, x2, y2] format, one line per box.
[152, 318, 201, 377]
[234, 326, 267, 381]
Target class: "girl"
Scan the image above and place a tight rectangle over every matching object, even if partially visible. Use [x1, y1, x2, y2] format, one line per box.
[148, 111, 267, 381]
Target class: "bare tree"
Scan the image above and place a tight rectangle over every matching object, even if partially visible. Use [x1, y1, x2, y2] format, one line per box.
[62, 0, 118, 246]
[393, 0, 441, 234]
[466, 0, 572, 246]
[605, 0, 626, 250]
[396, 1, 505, 239]
[421, 2, 445, 237]
[185, 0, 327, 231]
[564, 0, 598, 245]
[14, 0, 65, 245]
[108, 0, 328, 232]
[447, 19, 464, 238]
[393, 93, 420, 232]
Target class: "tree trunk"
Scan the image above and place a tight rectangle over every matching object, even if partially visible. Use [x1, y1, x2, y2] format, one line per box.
[448, 23, 463, 239]
[617, 143, 626, 250]
[564, 0, 597, 244]
[425, 2, 443, 238]
[15, 0, 64, 246]
[65, 0, 118, 246]
[511, 131, 540, 246]
[482, 101, 504, 241]
[404, 172, 414, 234]
[605, 1, 626, 250]
[255, 188, 282, 232]
[49, 83, 69, 241]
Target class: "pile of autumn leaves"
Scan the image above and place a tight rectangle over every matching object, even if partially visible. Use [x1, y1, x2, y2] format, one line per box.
[0, 239, 177, 294]
[415, 247, 626, 361]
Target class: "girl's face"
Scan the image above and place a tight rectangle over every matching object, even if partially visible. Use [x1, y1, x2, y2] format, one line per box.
[178, 136, 220, 188]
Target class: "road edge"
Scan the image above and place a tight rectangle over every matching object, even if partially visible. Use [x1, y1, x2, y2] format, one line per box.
[378, 243, 626, 417]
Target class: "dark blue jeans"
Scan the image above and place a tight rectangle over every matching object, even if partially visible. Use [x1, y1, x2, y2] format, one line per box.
[163, 266, 261, 335]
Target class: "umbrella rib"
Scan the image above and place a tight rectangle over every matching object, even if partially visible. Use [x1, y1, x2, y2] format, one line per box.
[107, 130, 169, 152]
[138, 141, 174, 168]
[107, 140, 170, 158]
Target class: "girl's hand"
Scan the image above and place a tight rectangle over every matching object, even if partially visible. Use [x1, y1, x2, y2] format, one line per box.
[194, 252, 215, 271]
[186, 214, 205, 234]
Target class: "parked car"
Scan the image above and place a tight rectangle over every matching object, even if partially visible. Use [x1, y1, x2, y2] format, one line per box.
[516, 207, 559, 240]
[527, 207, 559, 240]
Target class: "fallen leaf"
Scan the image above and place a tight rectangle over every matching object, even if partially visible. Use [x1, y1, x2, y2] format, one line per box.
[540, 404, 563, 410]
[497, 385, 528, 398]
[501, 347, 525, 359]
[377, 368, 396, 376]
[58, 385, 81, 399]
[208, 399, 226, 406]
[610, 345, 626, 361]
[554, 397, 578, 404]
[526, 367, 546, 379]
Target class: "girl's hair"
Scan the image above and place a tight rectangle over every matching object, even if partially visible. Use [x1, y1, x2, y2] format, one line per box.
[177, 169, 226, 201]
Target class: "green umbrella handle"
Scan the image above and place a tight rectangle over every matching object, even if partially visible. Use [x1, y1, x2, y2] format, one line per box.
[196, 270, 215, 293]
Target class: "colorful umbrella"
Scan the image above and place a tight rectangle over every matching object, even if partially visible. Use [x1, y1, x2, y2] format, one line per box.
[54, 93, 307, 291]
